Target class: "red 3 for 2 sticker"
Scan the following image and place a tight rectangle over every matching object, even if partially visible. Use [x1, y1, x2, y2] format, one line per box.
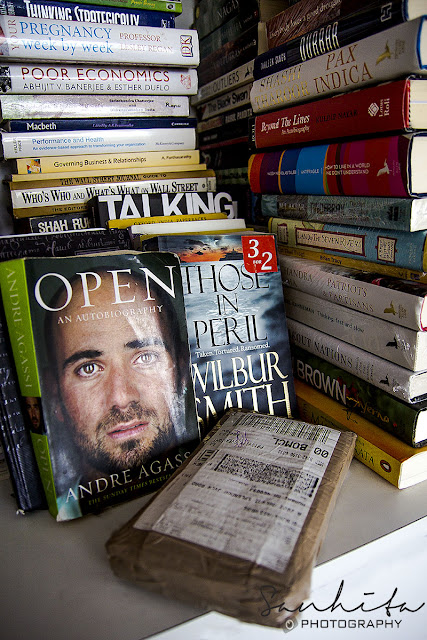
[241, 235, 278, 274]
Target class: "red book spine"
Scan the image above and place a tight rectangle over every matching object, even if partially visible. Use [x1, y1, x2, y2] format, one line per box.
[253, 78, 410, 149]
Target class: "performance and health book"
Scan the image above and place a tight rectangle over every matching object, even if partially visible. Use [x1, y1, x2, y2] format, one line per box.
[1, 126, 196, 159]
[295, 379, 427, 489]
[139, 233, 298, 435]
[269, 216, 427, 273]
[287, 317, 427, 404]
[0, 250, 201, 521]
[249, 134, 427, 198]
[251, 78, 427, 149]
[250, 17, 427, 114]
[0, 63, 198, 95]
[0, 16, 198, 66]
[279, 253, 427, 332]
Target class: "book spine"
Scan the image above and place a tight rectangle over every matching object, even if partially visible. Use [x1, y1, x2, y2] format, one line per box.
[252, 79, 409, 148]
[284, 287, 427, 371]
[269, 215, 427, 271]
[197, 115, 251, 147]
[1, 127, 196, 159]
[294, 381, 403, 489]
[64, 0, 182, 11]
[249, 134, 412, 197]
[0, 94, 190, 120]
[279, 253, 427, 332]
[198, 82, 252, 121]
[11, 166, 208, 185]
[292, 344, 422, 447]
[255, 1, 412, 79]
[14, 210, 96, 234]
[259, 194, 424, 232]
[0, 63, 198, 95]
[200, 140, 250, 171]
[250, 18, 425, 114]
[193, 0, 260, 39]
[15, 149, 201, 174]
[197, 23, 259, 87]
[11, 176, 217, 217]
[107, 211, 227, 229]
[0, 16, 197, 65]
[199, 9, 260, 60]
[0, 0, 176, 27]
[6, 116, 197, 133]
[191, 59, 254, 106]
[95, 190, 234, 225]
[266, 0, 397, 49]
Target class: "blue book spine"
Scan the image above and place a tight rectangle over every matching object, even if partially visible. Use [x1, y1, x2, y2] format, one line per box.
[6, 116, 197, 132]
[254, 0, 412, 80]
[0, 0, 175, 27]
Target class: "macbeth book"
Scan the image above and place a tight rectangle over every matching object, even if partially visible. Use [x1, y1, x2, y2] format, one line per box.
[0, 251, 200, 520]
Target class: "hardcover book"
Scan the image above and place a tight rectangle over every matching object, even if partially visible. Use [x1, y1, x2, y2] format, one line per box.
[0, 63, 198, 95]
[0, 17, 197, 65]
[250, 18, 427, 114]
[193, 0, 284, 40]
[295, 379, 427, 489]
[0, 250, 200, 521]
[106, 408, 356, 627]
[191, 58, 254, 107]
[139, 233, 298, 434]
[249, 134, 427, 198]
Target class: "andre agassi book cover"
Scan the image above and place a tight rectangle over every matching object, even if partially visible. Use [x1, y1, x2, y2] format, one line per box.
[140, 233, 298, 434]
[0, 251, 200, 521]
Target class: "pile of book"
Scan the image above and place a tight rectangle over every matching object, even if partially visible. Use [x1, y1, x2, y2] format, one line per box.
[248, 0, 427, 489]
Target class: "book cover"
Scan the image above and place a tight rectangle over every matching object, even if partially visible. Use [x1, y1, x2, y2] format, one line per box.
[5, 115, 196, 133]
[93, 190, 236, 226]
[0, 17, 197, 65]
[0, 94, 190, 121]
[251, 18, 427, 114]
[292, 343, 427, 447]
[0, 63, 198, 95]
[265, 0, 419, 49]
[0, 250, 200, 521]
[1, 126, 196, 159]
[0, 0, 176, 27]
[252, 78, 427, 149]
[284, 286, 427, 371]
[259, 193, 427, 232]
[139, 233, 298, 435]
[279, 253, 427, 332]
[287, 317, 427, 404]
[14, 149, 201, 174]
[269, 216, 427, 272]
[249, 134, 427, 198]
[191, 59, 254, 107]
[10, 172, 217, 217]
[295, 379, 427, 489]
[256, 1, 423, 79]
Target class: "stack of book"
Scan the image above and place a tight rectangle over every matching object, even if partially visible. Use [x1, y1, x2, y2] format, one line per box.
[248, 0, 427, 488]
[0, 0, 242, 238]
[190, 0, 288, 221]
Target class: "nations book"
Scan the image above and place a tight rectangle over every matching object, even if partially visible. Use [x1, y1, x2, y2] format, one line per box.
[250, 18, 427, 114]
[0, 17, 198, 65]
[0, 250, 200, 521]
[295, 379, 427, 489]
[251, 78, 427, 149]
[0, 63, 198, 95]
[139, 233, 298, 435]
[287, 317, 427, 404]
[249, 134, 427, 198]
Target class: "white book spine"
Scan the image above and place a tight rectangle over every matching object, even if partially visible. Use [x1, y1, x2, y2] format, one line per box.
[0, 94, 190, 120]
[0, 63, 198, 95]
[0, 17, 199, 65]
[11, 176, 217, 209]
[287, 318, 427, 403]
[250, 18, 427, 113]
[1, 127, 196, 158]
[284, 287, 427, 371]
[279, 254, 427, 332]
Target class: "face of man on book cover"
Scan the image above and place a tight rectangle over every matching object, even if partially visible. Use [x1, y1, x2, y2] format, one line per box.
[47, 269, 185, 476]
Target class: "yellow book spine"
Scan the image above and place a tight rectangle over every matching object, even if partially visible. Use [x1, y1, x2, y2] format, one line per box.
[108, 212, 227, 229]
[10, 164, 207, 182]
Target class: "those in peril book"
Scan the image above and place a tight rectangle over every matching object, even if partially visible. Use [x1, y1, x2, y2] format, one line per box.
[0, 250, 201, 520]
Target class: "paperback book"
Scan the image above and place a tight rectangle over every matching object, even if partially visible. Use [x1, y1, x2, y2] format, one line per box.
[69, 0, 182, 11]
[4, 115, 196, 132]
[0, 17, 198, 65]
[0, 63, 198, 95]
[0, 250, 200, 521]
[191, 59, 254, 107]
[139, 233, 298, 434]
